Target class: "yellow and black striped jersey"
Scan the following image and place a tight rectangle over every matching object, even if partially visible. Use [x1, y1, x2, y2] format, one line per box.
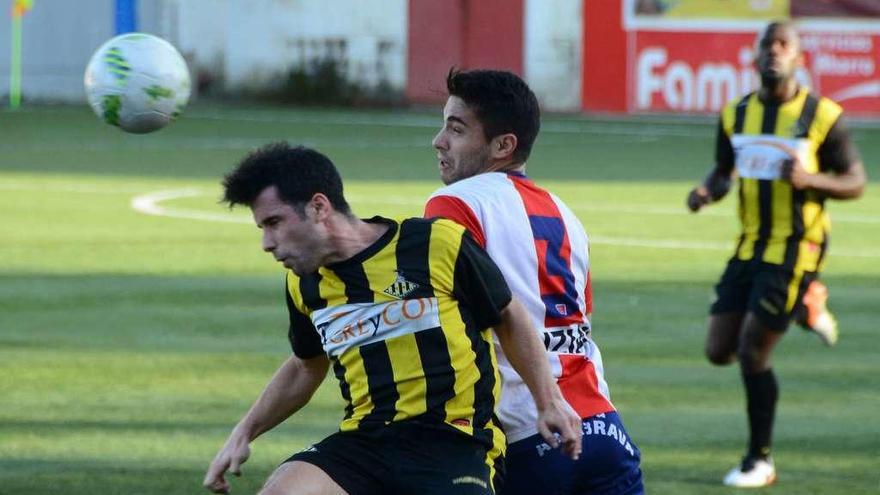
[284, 216, 509, 453]
[716, 87, 859, 272]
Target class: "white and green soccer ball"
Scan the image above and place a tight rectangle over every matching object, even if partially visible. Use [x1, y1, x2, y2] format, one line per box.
[84, 33, 191, 134]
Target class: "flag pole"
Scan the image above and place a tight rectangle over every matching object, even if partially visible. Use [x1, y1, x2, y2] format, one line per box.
[9, 6, 23, 109]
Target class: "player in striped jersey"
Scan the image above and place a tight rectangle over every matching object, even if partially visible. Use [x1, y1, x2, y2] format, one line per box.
[686, 22, 866, 487]
[425, 70, 643, 495]
[203, 143, 581, 495]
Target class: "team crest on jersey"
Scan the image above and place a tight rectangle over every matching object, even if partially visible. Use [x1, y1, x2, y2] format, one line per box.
[383, 270, 419, 299]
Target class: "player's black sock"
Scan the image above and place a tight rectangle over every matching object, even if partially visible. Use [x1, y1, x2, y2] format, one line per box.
[742, 368, 778, 460]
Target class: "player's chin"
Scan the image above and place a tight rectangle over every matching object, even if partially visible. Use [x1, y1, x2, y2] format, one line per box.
[760, 70, 784, 84]
[439, 168, 457, 185]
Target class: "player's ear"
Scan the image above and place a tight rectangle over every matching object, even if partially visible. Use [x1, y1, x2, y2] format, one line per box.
[308, 193, 333, 221]
[492, 133, 518, 160]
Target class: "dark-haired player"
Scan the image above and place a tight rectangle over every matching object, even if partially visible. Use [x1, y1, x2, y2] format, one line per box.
[426, 69, 644, 495]
[203, 142, 581, 495]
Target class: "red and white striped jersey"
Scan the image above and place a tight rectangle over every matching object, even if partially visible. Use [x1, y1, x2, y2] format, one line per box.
[425, 171, 615, 443]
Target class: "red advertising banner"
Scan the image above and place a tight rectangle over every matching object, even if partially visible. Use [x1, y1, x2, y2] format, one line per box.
[632, 29, 880, 115]
[583, 0, 880, 116]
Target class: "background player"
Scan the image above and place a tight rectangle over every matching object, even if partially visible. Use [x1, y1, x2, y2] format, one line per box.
[425, 69, 644, 495]
[686, 21, 866, 487]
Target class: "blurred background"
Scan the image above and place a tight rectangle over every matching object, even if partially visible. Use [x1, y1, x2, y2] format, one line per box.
[3, 0, 879, 114]
[1, 1, 878, 494]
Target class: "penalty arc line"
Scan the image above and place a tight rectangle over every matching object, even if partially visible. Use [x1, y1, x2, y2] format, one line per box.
[130, 188, 880, 259]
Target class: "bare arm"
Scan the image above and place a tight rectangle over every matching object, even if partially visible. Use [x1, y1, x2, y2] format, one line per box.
[688, 118, 735, 212]
[783, 159, 866, 199]
[493, 298, 582, 460]
[203, 354, 329, 493]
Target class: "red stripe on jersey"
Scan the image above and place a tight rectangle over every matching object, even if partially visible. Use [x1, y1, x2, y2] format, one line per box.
[585, 270, 593, 315]
[558, 354, 615, 418]
[424, 194, 486, 248]
[509, 175, 583, 327]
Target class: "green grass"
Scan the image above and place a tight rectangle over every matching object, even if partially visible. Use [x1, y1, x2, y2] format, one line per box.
[1, 104, 878, 494]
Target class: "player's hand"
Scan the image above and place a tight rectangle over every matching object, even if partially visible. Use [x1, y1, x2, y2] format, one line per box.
[203, 433, 251, 493]
[686, 186, 711, 212]
[536, 397, 583, 460]
[781, 158, 812, 190]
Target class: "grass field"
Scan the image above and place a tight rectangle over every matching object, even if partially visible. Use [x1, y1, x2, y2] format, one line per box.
[1, 104, 878, 494]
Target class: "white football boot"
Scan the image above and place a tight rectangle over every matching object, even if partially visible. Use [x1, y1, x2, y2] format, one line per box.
[723, 457, 776, 488]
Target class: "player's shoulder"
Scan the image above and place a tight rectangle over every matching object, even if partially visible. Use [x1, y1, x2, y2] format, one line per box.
[399, 215, 466, 238]
[428, 216, 468, 236]
[800, 89, 845, 138]
[813, 91, 844, 120]
[721, 91, 754, 115]
[429, 172, 512, 200]
[727, 91, 755, 110]
[719, 91, 755, 133]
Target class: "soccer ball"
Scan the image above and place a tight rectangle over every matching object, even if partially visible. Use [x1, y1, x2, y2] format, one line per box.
[84, 33, 191, 134]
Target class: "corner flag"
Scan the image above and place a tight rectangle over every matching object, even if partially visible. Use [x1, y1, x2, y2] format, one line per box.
[10, 0, 35, 109]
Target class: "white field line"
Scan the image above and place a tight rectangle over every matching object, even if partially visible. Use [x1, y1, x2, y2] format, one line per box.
[128, 188, 880, 259]
[130, 188, 249, 224]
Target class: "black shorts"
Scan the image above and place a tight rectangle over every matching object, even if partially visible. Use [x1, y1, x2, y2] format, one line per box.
[286, 422, 502, 495]
[710, 259, 817, 331]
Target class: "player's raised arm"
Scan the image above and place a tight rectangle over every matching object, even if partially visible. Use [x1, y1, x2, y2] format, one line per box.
[203, 354, 329, 493]
[493, 299, 583, 460]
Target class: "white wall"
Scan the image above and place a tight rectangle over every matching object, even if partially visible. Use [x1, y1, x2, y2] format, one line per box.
[176, 0, 227, 77]
[524, 0, 583, 111]
[0, 0, 407, 102]
[223, 0, 407, 92]
[1, 0, 580, 109]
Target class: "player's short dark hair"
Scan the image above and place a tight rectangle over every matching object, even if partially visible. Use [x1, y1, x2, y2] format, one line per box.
[446, 68, 541, 164]
[761, 20, 801, 52]
[222, 142, 351, 215]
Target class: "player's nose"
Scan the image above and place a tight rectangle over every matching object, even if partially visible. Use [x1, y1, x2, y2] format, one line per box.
[432, 131, 446, 150]
[262, 230, 276, 252]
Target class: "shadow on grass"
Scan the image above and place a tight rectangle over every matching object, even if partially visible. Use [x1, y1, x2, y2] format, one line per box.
[0, 458, 268, 495]
[1, 272, 878, 495]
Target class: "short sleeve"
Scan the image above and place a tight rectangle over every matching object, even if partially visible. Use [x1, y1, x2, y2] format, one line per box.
[424, 194, 486, 248]
[286, 285, 324, 359]
[817, 116, 860, 174]
[451, 231, 512, 329]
